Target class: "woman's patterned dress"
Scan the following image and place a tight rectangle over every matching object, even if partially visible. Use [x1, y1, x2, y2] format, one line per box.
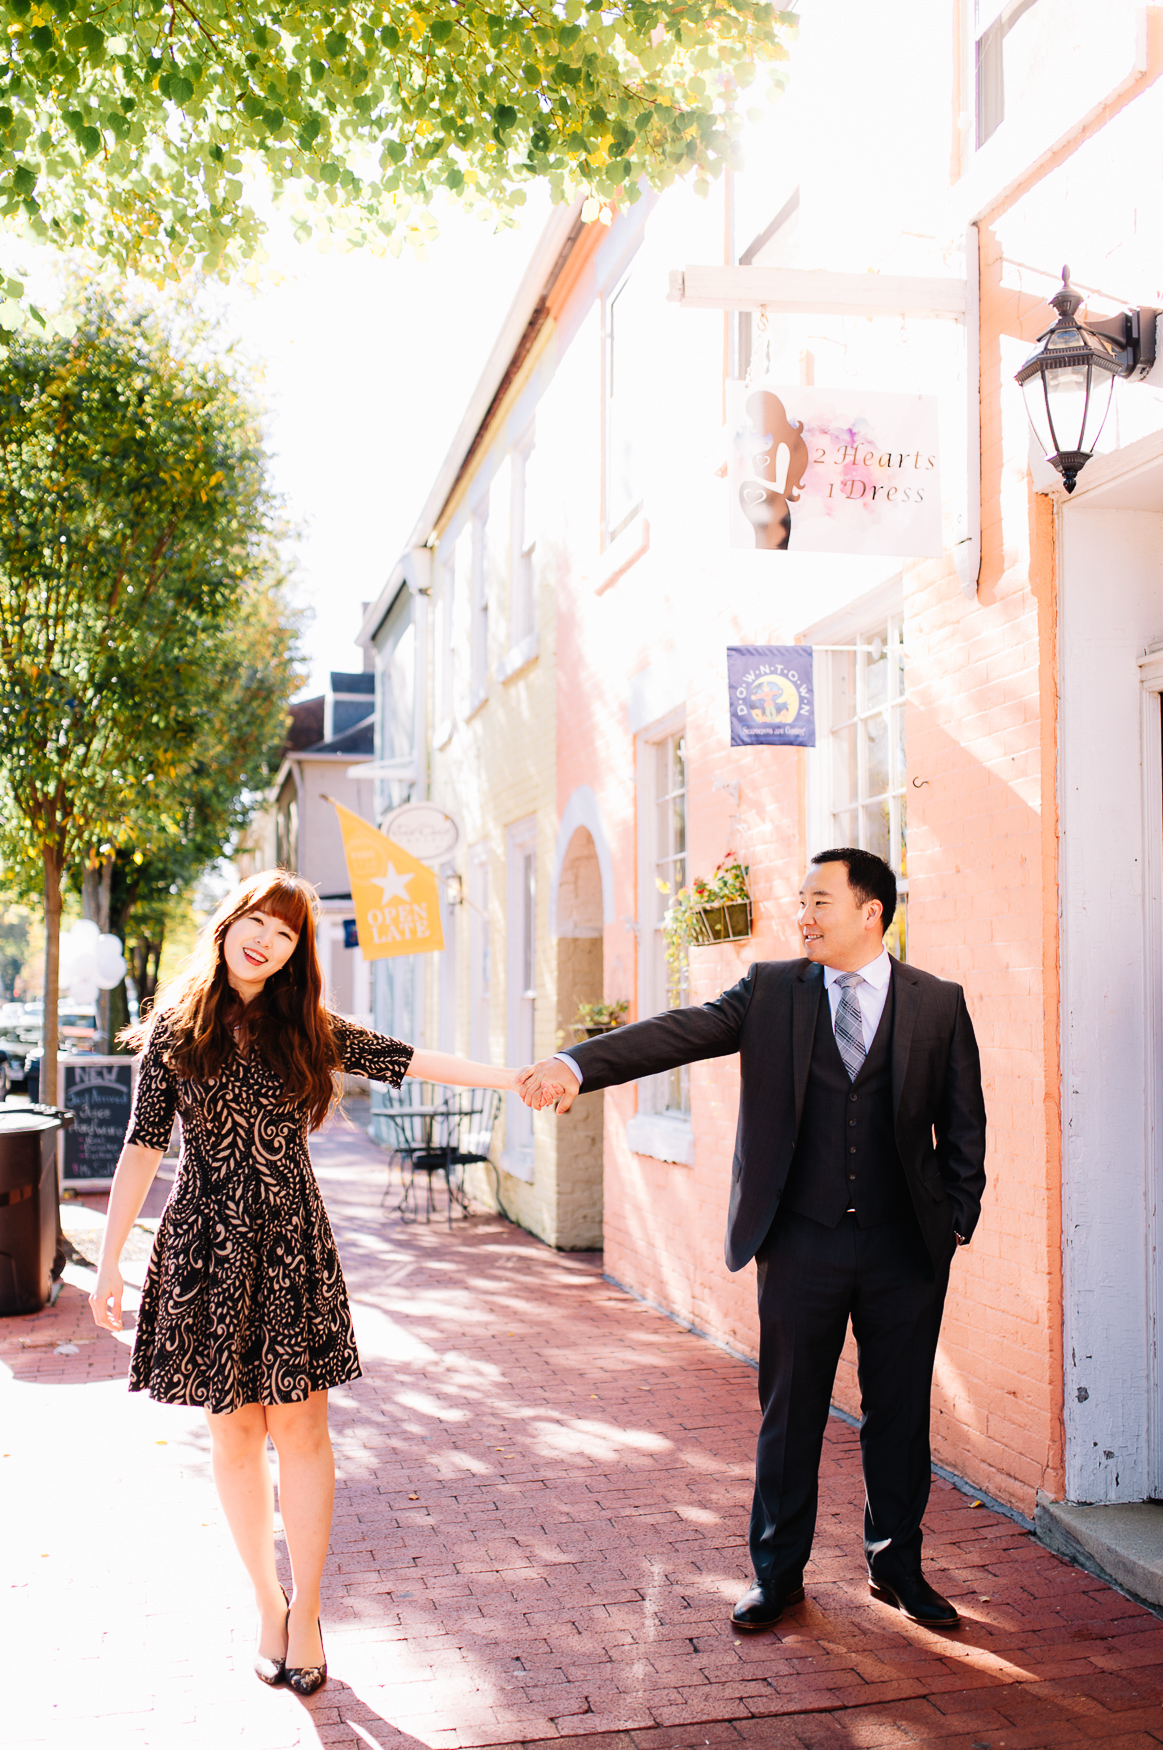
[126, 1015, 413, 1413]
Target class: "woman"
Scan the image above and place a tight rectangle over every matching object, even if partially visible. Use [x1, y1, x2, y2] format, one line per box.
[90, 870, 519, 1695]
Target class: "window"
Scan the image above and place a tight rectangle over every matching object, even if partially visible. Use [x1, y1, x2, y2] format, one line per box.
[470, 501, 489, 707]
[819, 616, 909, 959]
[604, 267, 651, 543]
[504, 818, 537, 1180]
[642, 727, 690, 1118]
[973, 0, 1040, 148]
[468, 846, 490, 1064]
[374, 587, 415, 810]
[508, 429, 537, 654]
[434, 550, 455, 737]
[438, 860, 458, 1055]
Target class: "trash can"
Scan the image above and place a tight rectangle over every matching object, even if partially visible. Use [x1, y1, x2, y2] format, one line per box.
[0, 1105, 75, 1315]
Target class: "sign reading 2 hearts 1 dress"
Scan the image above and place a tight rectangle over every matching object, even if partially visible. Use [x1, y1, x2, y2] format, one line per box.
[728, 382, 941, 556]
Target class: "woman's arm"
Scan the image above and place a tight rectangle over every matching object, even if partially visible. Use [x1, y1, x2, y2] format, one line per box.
[405, 1049, 518, 1093]
[89, 1142, 164, 1332]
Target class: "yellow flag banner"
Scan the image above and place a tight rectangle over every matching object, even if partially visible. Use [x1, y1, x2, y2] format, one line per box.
[329, 799, 445, 960]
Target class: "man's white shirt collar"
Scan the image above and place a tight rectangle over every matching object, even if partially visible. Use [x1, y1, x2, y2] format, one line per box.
[822, 946, 893, 990]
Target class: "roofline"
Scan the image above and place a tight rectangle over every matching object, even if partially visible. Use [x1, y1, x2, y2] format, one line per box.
[405, 198, 583, 552]
[357, 199, 585, 652]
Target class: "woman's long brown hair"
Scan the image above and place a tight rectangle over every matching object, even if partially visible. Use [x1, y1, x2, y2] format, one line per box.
[121, 870, 341, 1130]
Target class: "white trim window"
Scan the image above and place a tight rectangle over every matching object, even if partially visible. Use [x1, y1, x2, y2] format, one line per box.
[637, 721, 690, 1119]
[470, 500, 490, 709]
[505, 426, 537, 666]
[434, 548, 456, 743]
[503, 817, 537, 1181]
[468, 844, 490, 1064]
[973, 0, 1040, 149]
[814, 614, 909, 960]
[603, 264, 650, 545]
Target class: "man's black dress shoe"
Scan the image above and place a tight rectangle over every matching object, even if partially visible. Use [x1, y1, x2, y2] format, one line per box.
[869, 1571, 960, 1628]
[730, 1579, 805, 1632]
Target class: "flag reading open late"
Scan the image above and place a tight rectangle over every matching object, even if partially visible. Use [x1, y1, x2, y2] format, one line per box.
[329, 799, 444, 959]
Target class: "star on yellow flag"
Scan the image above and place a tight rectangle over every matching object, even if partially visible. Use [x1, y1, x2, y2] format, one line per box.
[328, 799, 444, 960]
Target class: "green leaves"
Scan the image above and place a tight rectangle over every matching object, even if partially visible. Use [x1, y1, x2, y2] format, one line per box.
[0, 295, 299, 891]
[0, 3, 795, 288]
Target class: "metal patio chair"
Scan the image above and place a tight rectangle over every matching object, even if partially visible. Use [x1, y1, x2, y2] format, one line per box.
[379, 1084, 500, 1228]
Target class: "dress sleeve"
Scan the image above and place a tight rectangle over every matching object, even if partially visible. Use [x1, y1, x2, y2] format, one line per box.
[333, 1017, 413, 1088]
[125, 1026, 180, 1152]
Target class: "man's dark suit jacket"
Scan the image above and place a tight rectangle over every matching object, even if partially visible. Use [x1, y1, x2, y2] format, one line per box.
[562, 957, 987, 1273]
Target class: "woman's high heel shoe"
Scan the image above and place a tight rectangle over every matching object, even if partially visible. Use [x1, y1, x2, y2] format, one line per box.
[285, 1617, 327, 1697]
[254, 1588, 290, 1687]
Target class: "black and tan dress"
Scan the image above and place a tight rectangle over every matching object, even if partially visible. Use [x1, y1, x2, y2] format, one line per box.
[125, 1015, 413, 1413]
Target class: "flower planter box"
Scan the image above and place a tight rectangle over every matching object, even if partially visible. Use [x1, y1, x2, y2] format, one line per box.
[690, 899, 752, 946]
[571, 1022, 624, 1042]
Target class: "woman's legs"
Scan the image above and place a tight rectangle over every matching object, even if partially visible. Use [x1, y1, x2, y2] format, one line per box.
[204, 1402, 288, 1662]
[266, 1391, 334, 1669]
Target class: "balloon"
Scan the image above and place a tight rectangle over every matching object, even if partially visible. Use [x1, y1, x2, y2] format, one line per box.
[67, 920, 100, 950]
[68, 978, 99, 1005]
[96, 955, 127, 991]
[69, 951, 98, 986]
[95, 934, 124, 975]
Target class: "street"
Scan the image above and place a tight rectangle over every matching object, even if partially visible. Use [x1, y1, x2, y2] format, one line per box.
[4, 1109, 1163, 1750]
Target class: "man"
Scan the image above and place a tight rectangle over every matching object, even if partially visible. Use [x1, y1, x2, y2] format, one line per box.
[518, 848, 986, 1632]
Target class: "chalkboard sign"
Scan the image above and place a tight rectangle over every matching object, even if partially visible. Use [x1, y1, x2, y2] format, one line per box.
[58, 1057, 136, 1189]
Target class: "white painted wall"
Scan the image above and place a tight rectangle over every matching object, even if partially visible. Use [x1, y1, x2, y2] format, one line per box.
[1060, 499, 1163, 1501]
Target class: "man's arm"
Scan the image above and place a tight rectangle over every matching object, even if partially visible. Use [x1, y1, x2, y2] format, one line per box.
[935, 989, 987, 1243]
[519, 966, 759, 1111]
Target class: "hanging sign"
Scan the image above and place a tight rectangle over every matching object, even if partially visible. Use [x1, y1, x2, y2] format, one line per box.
[728, 381, 941, 557]
[728, 646, 816, 747]
[329, 799, 445, 960]
[380, 801, 460, 862]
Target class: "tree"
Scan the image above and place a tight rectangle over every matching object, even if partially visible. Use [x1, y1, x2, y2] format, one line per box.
[0, 294, 288, 1106]
[0, 2, 795, 316]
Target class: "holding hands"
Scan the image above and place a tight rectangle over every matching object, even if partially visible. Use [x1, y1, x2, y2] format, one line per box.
[516, 1057, 581, 1113]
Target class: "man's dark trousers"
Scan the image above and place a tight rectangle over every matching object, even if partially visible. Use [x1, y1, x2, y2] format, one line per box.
[750, 1210, 950, 1590]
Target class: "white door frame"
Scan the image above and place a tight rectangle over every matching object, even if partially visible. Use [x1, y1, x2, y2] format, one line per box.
[1139, 648, 1163, 1496]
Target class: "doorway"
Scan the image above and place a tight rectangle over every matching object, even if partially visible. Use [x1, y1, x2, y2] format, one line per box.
[554, 826, 605, 1248]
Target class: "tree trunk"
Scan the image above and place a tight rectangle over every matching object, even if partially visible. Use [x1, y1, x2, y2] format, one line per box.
[42, 846, 67, 1281]
[43, 847, 62, 1107]
[81, 854, 115, 1051]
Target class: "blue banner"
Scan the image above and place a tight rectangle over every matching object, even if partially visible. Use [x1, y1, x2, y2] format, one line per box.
[728, 646, 816, 747]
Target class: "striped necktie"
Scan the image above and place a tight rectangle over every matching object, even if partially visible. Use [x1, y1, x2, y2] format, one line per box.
[834, 973, 867, 1081]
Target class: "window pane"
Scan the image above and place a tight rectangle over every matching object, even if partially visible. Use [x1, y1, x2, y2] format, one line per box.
[831, 723, 858, 810]
[862, 799, 890, 861]
[883, 897, 907, 964]
[672, 733, 686, 796]
[832, 808, 857, 846]
[831, 651, 856, 727]
[864, 638, 889, 712]
[894, 703, 906, 789]
[866, 713, 890, 797]
[899, 794, 907, 876]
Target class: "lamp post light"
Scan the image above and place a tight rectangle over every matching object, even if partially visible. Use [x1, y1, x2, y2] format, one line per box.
[1015, 267, 1159, 493]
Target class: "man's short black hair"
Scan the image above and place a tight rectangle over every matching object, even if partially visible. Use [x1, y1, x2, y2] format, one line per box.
[811, 848, 897, 932]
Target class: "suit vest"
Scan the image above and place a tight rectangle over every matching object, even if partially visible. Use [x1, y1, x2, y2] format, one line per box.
[781, 976, 910, 1229]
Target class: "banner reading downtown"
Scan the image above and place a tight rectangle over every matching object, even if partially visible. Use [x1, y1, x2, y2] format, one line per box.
[329, 799, 444, 959]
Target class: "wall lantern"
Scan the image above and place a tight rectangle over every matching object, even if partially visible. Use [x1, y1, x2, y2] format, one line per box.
[1015, 266, 1158, 492]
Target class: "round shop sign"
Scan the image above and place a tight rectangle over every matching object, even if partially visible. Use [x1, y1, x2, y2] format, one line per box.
[381, 802, 460, 862]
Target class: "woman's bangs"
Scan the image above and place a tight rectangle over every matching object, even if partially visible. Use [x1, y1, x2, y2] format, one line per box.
[233, 874, 315, 938]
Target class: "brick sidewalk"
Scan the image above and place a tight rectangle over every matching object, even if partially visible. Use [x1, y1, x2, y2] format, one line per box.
[5, 1111, 1163, 1750]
